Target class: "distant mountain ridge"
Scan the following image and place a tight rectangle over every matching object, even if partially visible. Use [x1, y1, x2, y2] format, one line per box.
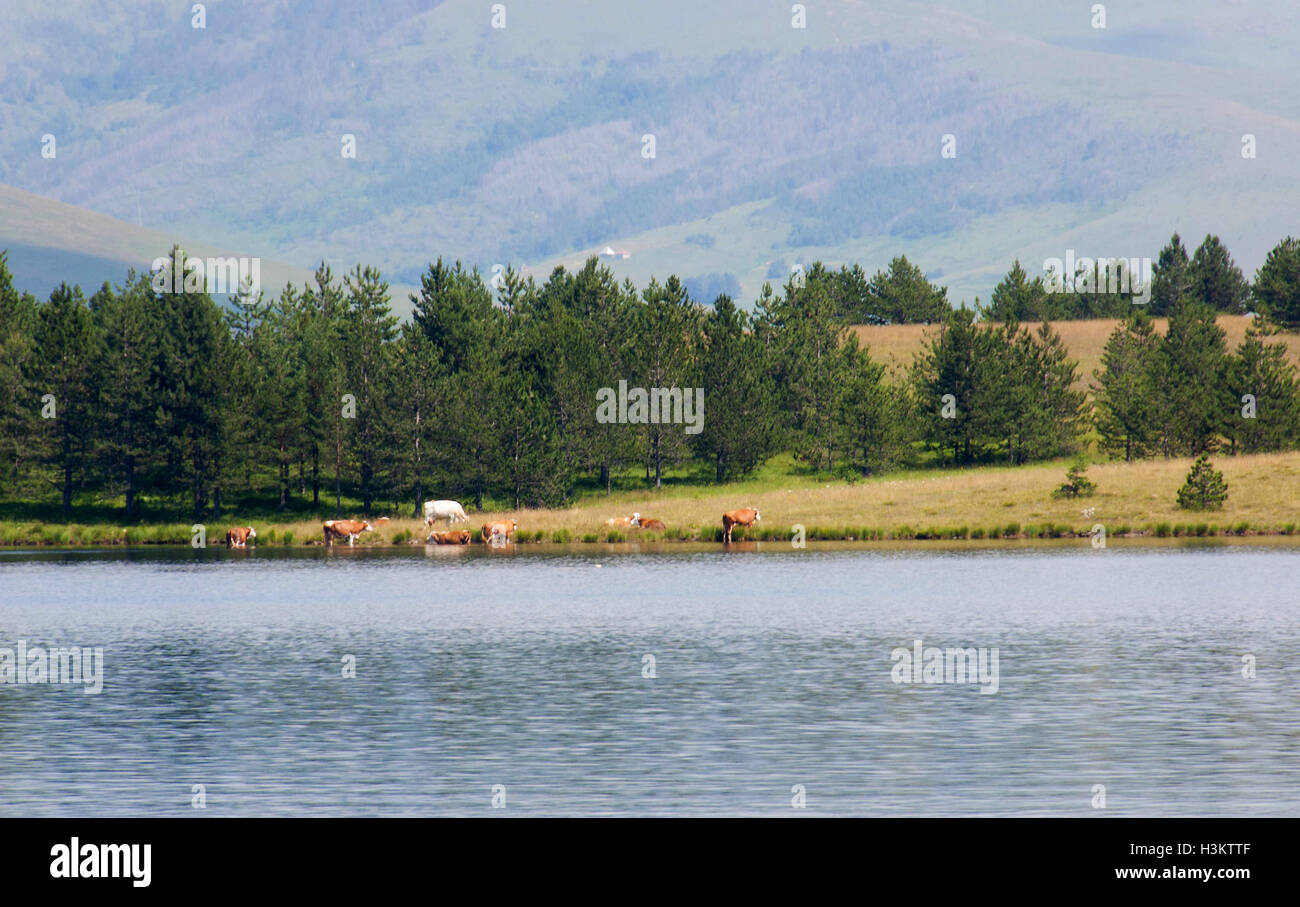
[2, 0, 1298, 307]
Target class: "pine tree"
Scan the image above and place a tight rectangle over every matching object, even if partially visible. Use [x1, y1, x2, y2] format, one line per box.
[1093, 309, 1161, 461]
[342, 265, 398, 515]
[255, 285, 308, 511]
[298, 263, 347, 512]
[410, 260, 501, 510]
[1052, 457, 1096, 498]
[1251, 237, 1300, 326]
[390, 324, 448, 516]
[1068, 258, 1136, 319]
[1157, 301, 1231, 456]
[635, 275, 701, 487]
[1149, 233, 1193, 316]
[1021, 321, 1086, 459]
[29, 282, 102, 518]
[0, 252, 40, 492]
[912, 305, 980, 464]
[1226, 323, 1300, 453]
[986, 260, 1048, 322]
[836, 336, 905, 476]
[150, 247, 228, 519]
[93, 271, 161, 519]
[772, 272, 846, 472]
[866, 256, 950, 324]
[1189, 235, 1249, 314]
[695, 295, 780, 481]
[1177, 454, 1228, 510]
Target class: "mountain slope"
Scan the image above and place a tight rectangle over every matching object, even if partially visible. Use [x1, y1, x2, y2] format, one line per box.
[2, 0, 1297, 305]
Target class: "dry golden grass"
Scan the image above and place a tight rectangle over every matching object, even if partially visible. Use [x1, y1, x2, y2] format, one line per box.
[852, 316, 1300, 389]
[343, 450, 1300, 542]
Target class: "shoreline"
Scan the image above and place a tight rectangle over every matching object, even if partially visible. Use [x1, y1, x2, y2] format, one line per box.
[2, 520, 1298, 549]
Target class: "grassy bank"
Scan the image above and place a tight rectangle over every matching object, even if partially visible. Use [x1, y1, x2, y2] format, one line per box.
[4, 450, 1300, 547]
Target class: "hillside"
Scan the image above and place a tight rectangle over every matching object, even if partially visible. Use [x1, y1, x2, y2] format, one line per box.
[0, 182, 319, 301]
[2, 0, 1298, 306]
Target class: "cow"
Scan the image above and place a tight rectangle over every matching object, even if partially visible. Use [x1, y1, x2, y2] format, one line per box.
[638, 518, 666, 531]
[323, 519, 373, 546]
[225, 526, 256, 548]
[424, 499, 470, 529]
[428, 529, 473, 545]
[605, 512, 640, 528]
[721, 507, 761, 543]
[481, 520, 518, 544]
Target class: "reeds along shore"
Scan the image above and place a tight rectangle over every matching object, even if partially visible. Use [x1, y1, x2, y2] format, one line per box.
[0, 519, 1295, 548]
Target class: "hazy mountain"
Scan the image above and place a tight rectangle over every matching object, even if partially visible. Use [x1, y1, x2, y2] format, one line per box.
[3, 0, 1298, 309]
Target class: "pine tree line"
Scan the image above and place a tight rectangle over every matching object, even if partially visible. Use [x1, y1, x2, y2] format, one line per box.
[3, 241, 1300, 522]
[985, 233, 1300, 323]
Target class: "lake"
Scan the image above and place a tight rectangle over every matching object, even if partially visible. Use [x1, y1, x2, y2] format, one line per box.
[1, 541, 1297, 816]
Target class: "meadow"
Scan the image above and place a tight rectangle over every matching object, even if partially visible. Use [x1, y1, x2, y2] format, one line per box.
[852, 315, 1300, 385]
[5, 449, 1299, 547]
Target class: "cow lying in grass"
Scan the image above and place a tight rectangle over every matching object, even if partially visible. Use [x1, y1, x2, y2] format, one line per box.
[721, 508, 760, 543]
[323, 519, 373, 546]
[638, 518, 666, 531]
[427, 529, 473, 545]
[605, 513, 640, 527]
[225, 526, 256, 548]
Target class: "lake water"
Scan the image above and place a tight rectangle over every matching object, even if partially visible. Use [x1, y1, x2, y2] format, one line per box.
[1, 541, 1297, 816]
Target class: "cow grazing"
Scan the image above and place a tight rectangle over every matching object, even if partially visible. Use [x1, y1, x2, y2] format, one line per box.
[638, 518, 666, 531]
[721, 507, 761, 543]
[605, 512, 641, 528]
[225, 527, 256, 548]
[323, 519, 373, 546]
[428, 529, 473, 545]
[481, 520, 518, 544]
[424, 499, 470, 529]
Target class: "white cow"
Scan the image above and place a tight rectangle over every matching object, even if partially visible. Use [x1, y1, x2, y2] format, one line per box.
[424, 499, 470, 529]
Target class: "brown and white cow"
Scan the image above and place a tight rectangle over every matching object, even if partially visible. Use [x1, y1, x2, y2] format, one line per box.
[638, 518, 666, 531]
[225, 526, 256, 548]
[323, 519, 373, 546]
[428, 529, 473, 545]
[721, 507, 760, 543]
[604, 512, 640, 528]
[481, 520, 518, 544]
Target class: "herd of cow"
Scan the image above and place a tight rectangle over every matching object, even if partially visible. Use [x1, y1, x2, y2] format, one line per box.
[220, 501, 763, 549]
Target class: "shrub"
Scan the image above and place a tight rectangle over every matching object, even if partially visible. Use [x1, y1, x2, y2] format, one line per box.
[550, 529, 572, 543]
[1177, 455, 1228, 511]
[1052, 459, 1096, 499]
